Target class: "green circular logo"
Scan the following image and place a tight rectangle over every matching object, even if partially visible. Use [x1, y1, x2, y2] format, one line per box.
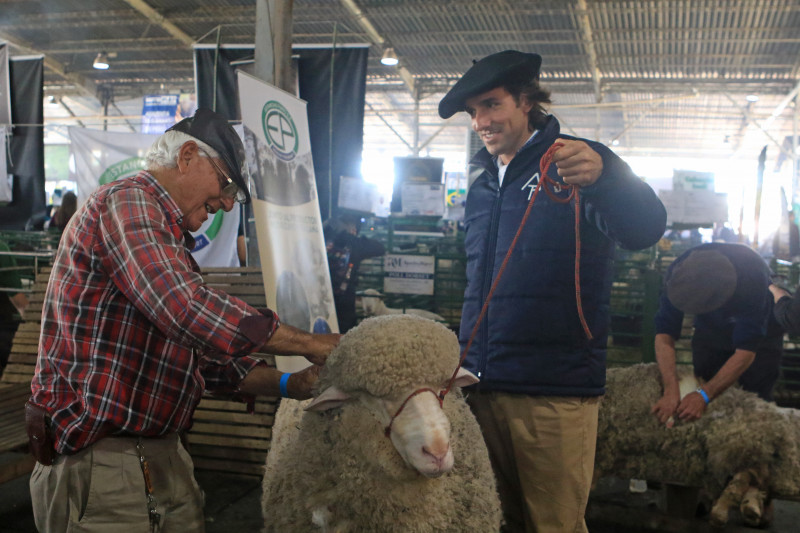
[262, 100, 299, 161]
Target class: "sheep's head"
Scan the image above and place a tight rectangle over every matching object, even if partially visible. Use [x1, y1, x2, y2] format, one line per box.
[306, 314, 478, 478]
[359, 288, 383, 316]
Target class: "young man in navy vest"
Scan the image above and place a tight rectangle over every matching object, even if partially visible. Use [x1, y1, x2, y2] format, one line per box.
[439, 50, 666, 532]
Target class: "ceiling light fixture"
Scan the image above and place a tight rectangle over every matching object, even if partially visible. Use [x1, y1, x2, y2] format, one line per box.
[93, 52, 110, 70]
[380, 47, 399, 67]
[745, 94, 759, 103]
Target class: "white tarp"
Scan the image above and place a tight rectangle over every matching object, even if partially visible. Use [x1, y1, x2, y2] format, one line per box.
[68, 127, 239, 267]
[0, 43, 11, 203]
[0, 42, 11, 126]
[237, 71, 337, 373]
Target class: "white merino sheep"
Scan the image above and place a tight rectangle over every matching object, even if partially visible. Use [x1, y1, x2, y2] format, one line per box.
[595, 363, 800, 527]
[359, 288, 447, 322]
[261, 314, 502, 533]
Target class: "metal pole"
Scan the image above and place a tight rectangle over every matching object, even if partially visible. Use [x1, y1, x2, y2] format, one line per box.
[412, 86, 420, 156]
[794, 95, 799, 212]
[328, 22, 337, 220]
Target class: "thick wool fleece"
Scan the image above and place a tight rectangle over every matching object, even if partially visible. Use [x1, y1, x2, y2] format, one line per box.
[319, 314, 461, 398]
[596, 363, 800, 498]
[261, 315, 501, 532]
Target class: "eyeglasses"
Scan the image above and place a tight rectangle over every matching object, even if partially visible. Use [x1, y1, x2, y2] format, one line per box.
[200, 149, 246, 204]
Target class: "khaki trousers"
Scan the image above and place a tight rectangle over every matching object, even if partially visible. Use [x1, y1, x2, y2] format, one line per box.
[30, 433, 205, 533]
[468, 392, 599, 533]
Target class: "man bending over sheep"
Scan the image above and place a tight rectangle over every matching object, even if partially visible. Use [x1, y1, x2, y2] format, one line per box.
[438, 50, 667, 532]
[652, 243, 783, 426]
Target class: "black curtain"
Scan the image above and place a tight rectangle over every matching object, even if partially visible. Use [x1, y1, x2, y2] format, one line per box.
[297, 47, 368, 221]
[194, 46, 254, 121]
[193, 46, 368, 222]
[0, 57, 45, 230]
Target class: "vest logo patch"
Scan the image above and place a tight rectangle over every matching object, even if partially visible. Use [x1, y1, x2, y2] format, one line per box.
[521, 172, 540, 201]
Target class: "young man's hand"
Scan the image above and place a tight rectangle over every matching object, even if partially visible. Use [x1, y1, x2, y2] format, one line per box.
[553, 139, 603, 187]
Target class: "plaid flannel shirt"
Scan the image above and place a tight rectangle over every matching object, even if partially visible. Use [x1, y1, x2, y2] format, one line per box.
[31, 172, 278, 454]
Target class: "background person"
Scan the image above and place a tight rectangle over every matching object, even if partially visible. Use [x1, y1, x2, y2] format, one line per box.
[653, 243, 783, 427]
[28, 108, 339, 533]
[48, 190, 77, 236]
[323, 213, 385, 333]
[438, 50, 667, 533]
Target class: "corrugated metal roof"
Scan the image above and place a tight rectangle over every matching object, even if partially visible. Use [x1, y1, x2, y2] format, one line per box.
[0, 0, 797, 159]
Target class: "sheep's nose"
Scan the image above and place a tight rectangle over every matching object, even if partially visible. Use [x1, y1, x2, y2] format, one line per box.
[422, 442, 451, 468]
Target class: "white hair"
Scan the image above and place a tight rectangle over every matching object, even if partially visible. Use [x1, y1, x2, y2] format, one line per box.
[145, 130, 219, 169]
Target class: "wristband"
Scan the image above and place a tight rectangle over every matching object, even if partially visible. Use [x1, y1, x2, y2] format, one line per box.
[696, 387, 710, 404]
[279, 373, 292, 398]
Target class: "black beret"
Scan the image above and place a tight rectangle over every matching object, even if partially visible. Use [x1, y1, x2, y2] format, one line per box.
[666, 250, 737, 315]
[438, 50, 542, 119]
[168, 108, 251, 204]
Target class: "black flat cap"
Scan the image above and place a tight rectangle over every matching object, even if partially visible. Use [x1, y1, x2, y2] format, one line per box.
[666, 250, 737, 315]
[438, 50, 542, 119]
[168, 108, 251, 204]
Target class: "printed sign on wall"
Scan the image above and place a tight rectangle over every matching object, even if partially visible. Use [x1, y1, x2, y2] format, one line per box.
[383, 254, 435, 295]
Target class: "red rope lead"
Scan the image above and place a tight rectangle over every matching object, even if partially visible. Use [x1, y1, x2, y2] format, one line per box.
[386, 142, 594, 436]
[438, 141, 592, 402]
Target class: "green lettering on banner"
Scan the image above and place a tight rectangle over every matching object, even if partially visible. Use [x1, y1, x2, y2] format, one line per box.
[99, 157, 147, 185]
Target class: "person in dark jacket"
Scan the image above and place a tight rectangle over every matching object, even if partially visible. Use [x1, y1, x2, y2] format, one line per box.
[770, 282, 800, 338]
[324, 214, 385, 333]
[653, 243, 783, 428]
[438, 50, 667, 533]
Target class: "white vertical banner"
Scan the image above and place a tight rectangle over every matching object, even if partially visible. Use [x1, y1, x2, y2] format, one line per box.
[0, 42, 11, 127]
[237, 71, 337, 373]
[68, 127, 240, 267]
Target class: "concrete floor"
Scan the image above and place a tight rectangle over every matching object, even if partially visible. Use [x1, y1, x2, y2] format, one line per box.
[588, 477, 800, 533]
[0, 453, 265, 533]
[2, 455, 800, 532]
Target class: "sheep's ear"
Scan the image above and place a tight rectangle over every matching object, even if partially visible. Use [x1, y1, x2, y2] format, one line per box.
[305, 386, 351, 411]
[452, 367, 479, 388]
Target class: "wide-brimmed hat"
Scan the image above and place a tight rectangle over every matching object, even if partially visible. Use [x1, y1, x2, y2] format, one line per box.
[438, 50, 542, 119]
[168, 108, 251, 204]
[666, 250, 737, 315]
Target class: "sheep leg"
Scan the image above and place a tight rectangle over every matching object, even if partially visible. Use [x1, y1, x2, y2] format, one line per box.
[709, 470, 752, 527]
[740, 487, 770, 527]
[739, 465, 770, 527]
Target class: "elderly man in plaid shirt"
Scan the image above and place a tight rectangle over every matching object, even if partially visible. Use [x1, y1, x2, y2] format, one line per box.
[27, 109, 338, 533]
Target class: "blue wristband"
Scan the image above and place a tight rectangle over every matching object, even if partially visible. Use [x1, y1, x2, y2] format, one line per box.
[279, 373, 292, 398]
[696, 388, 710, 404]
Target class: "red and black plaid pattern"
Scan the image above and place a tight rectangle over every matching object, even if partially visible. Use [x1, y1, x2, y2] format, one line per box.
[31, 172, 277, 454]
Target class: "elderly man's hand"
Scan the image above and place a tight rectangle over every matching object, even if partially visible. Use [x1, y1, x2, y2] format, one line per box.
[552, 139, 603, 187]
[304, 333, 342, 366]
[287, 365, 322, 400]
